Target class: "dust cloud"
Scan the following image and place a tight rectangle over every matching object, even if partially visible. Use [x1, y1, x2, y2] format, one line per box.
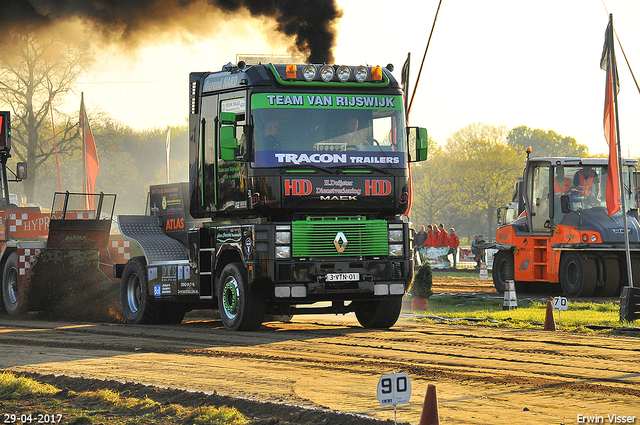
[1, 0, 343, 63]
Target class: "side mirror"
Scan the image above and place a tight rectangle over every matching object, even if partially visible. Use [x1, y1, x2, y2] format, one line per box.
[16, 162, 27, 180]
[407, 127, 428, 162]
[560, 195, 571, 214]
[220, 112, 239, 161]
[496, 207, 503, 226]
[220, 126, 238, 161]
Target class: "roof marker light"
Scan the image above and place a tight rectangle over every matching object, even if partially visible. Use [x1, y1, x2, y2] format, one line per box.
[371, 66, 382, 81]
[354, 66, 368, 82]
[286, 64, 297, 79]
[302, 65, 316, 81]
[320, 65, 335, 82]
[337, 66, 351, 82]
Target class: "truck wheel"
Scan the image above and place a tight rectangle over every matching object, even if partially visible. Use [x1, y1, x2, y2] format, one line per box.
[594, 258, 621, 297]
[492, 251, 514, 294]
[2, 252, 25, 315]
[218, 262, 265, 331]
[559, 252, 597, 297]
[120, 257, 163, 324]
[354, 297, 402, 329]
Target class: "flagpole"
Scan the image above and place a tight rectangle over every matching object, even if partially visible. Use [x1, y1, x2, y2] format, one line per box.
[81, 92, 87, 197]
[166, 128, 171, 184]
[45, 63, 62, 195]
[407, 0, 442, 121]
[609, 14, 633, 288]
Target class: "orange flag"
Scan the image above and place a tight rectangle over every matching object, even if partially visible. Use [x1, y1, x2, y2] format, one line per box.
[80, 94, 99, 209]
[600, 17, 620, 216]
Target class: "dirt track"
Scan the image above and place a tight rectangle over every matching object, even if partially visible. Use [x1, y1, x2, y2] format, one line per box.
[1, 277, 639, 424]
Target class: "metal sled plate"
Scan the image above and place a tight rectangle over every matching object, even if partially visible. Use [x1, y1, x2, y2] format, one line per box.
[46, 219, 111, 250]
[118, 215, 188, 265]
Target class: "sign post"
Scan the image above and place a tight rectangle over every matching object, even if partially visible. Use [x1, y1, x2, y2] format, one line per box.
[553, 296, 568, 326]
[479, 262, 488, 279]
[377, 371, 412, 424]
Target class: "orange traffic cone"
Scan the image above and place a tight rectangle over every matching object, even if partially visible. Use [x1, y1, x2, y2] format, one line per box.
[544, 300, 556, 331]
[418, 384, 439, 425]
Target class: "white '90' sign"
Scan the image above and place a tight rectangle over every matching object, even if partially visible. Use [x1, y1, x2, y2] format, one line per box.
[377, 372, 412, 406]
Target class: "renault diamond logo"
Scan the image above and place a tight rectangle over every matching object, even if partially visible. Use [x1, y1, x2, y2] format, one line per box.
[334, 232, 348, 253]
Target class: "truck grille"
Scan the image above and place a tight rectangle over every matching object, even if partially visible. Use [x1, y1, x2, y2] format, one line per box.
[292, 217, 387, 257]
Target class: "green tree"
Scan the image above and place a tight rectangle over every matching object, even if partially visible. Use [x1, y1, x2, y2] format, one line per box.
[507, 125, 588, 158]
[410, 139, 455, 226]
[0, 32, 93, 203]
[447, 123, 523, 239]
[411, 123, 524, 242]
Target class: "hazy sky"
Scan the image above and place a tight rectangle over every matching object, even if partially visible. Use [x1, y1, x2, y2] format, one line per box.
[74, 0, 640, 157]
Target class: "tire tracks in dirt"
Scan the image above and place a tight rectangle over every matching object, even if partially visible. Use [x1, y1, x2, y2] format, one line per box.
[1, 315, 639, 424]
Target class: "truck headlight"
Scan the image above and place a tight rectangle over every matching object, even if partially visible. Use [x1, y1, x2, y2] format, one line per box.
[276, 246, 291, 259]
[388, 230, 403, 243]
[355, 66, 368, 82]
[276, 231, 291, 245]
[389, 244, 403, 257]
[302, 65, 316, 81]
[320, 65, 334, 82]
[337, 66, 351, 82]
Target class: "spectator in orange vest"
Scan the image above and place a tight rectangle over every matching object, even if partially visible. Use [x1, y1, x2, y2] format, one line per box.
[431, 224, 441, 247]
[448, 228, 459, 268]
[436, 223, 448, 247]
[430, 224, 437, 246]
[423, 224, 434, 247]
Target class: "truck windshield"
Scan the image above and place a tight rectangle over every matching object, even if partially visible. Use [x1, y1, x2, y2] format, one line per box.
[551, 164, 636, 219]
[250, 93, 407, 169]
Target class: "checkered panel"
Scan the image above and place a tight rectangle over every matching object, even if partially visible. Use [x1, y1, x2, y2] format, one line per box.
[17, 248, 43, 281]
[110, 239, 131, 261]
[9, 213, 31, 233]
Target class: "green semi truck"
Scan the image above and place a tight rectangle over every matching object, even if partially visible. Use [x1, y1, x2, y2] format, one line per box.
[116, 60, 428, 331]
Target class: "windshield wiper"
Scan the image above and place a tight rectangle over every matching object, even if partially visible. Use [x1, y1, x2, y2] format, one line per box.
[342, 163, 392, 175]
[280, 164, 339, 175]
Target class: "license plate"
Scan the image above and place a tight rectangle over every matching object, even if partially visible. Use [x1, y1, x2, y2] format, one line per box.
[326, 273, 360, 282]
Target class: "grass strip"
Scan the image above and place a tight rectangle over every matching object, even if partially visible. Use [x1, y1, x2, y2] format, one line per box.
[412, 296, 640, 334]
[0, 371, 250, 424]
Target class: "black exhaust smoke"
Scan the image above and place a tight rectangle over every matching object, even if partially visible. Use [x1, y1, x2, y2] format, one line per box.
[2, 0, 343, 63]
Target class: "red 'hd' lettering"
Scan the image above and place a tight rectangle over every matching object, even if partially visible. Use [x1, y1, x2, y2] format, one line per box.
[365, 180, 391, 196]
[285, 179, 312, 196]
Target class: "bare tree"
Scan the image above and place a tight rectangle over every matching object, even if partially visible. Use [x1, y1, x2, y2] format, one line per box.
[0, 32, 92, 203]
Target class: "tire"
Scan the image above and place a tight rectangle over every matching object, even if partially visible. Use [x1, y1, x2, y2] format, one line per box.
[354, 297, 402, 329]
[492, 251, 514, 294]
[2, 252, 25, 315]
[120, 257, 164, 324]
[217, 262, 265, 331]
[594, 258, 621, 297]
[559, 252, 597, 297]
